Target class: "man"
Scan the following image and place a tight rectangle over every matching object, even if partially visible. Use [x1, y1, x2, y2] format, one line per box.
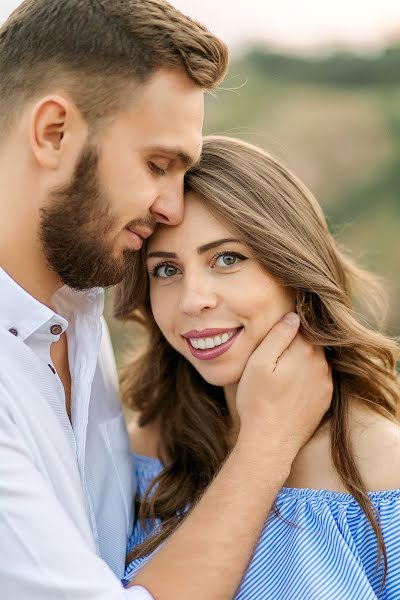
[0, 1, 332, 599]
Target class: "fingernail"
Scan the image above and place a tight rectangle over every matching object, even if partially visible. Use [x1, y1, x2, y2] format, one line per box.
[283, 312, 300, 326]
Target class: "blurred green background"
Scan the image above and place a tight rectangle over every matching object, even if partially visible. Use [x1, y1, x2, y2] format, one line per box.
[108, 44, 400, 362]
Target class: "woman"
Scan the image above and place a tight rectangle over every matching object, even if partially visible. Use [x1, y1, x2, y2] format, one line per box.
[115, 136, 400, 599]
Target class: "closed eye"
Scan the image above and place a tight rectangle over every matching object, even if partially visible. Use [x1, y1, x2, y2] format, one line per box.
[148, 162, 167, 177]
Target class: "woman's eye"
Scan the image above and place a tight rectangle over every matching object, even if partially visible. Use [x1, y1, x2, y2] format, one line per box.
[152, 264, 179, 278]
[214, 252, 246, 268]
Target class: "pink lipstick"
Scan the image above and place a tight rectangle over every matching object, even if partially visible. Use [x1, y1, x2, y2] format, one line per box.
[184, 327, 243, 361]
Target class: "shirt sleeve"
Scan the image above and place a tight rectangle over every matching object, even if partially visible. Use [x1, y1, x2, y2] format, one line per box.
[0, 393, 154, 600]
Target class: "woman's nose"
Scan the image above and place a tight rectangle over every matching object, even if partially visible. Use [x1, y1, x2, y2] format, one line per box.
[178, 277, 218, 315]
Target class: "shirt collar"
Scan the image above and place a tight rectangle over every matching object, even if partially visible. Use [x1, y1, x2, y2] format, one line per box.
[0, 267, 104, 341]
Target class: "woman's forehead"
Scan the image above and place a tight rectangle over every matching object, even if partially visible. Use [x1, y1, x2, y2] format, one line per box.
[147, 195, 233, 252]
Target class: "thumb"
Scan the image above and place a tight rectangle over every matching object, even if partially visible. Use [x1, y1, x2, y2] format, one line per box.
[258, 312, 300, 367]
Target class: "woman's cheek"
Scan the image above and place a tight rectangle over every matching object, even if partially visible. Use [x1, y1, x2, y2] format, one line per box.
[150, 294, 177, 346]
[150, 291, 166, 332]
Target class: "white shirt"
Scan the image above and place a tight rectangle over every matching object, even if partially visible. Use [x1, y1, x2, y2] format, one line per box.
[0, 267, 152, 599]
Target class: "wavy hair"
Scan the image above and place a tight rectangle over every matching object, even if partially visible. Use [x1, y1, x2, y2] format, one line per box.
[114, 136, 399, 580]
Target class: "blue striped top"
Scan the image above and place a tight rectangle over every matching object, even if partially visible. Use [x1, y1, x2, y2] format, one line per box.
[124, 453, 400, 599]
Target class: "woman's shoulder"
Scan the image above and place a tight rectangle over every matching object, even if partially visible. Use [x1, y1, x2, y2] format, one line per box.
[348, 401, 400, 490]
[286, 400, 400, 492]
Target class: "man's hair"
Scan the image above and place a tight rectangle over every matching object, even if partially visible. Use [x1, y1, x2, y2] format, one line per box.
[0, 0, 228, 132]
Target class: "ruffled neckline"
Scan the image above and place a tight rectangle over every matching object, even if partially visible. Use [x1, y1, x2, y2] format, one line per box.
[132, 452, 400, 502]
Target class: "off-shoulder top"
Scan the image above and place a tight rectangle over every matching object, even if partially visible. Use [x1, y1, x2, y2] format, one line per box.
[124, 453, 400, 599]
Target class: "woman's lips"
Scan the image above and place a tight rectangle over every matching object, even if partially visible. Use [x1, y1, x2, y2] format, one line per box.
[185, 328, 243, 361]
[183, 327, 240, 339]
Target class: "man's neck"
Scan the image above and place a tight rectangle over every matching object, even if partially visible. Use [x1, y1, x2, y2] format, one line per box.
[0, 245, 62, 310]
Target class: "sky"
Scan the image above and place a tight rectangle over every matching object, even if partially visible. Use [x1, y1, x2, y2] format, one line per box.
[1, 0, 400, 52]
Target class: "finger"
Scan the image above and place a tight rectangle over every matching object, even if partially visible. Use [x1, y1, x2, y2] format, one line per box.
[278, 334, 326, 375]
[278, 333, 314, 361]
[285, 335, 325, 362]
[257, 312, 300, 366]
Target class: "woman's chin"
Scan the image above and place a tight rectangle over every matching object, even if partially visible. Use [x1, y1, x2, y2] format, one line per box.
[182, 347, 249, 388]
[196, 366, 243, 388]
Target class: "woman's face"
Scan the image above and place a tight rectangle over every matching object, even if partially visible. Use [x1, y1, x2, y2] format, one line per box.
[146, 193, 295, 387]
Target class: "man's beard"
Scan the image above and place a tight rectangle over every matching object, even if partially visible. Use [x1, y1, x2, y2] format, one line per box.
[40, 144, 146, 290]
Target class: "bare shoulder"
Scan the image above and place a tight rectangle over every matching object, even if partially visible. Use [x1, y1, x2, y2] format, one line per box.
[347, 401, 400, 490]
[128, 418, 161, 459]
[286, 400, 400, 492]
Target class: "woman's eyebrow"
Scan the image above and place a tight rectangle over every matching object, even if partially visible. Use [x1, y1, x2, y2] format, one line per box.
[197, 238, 241, 254]
[146, 238, 242, 260]
[146, 251, 177, 259]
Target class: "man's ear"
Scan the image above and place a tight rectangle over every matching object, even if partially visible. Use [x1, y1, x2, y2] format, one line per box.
[30, 95, 86, 170]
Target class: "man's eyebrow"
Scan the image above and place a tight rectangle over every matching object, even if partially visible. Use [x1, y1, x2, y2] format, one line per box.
[145, 145, 200, 169]
[146, 239, 242, 260]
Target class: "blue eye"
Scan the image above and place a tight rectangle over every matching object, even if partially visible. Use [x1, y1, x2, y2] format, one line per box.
[151, 263, 180, 278]
[214, 252, 247, 268]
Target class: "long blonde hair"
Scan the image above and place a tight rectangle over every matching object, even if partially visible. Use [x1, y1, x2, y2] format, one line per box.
[114, 136, 399, 577]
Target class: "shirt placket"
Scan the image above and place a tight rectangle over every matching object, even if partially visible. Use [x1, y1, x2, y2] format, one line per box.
[27, 317, 77, 455]
[68, 308, 104, 550]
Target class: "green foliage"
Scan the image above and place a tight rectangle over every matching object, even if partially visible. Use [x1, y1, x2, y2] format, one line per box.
[247, 45, 400, 86]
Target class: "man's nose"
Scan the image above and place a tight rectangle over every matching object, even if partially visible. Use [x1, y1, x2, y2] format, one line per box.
[150, 178, 185, 226]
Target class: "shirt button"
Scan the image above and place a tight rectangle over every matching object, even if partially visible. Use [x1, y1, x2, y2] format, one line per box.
[50, 324, 63, 336]
[9, 328, 18, 336]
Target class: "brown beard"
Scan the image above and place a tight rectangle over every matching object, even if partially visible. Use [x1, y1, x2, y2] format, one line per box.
[39, 143, 153, 290]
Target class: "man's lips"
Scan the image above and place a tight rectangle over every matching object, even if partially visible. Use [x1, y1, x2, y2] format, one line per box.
[125, 227, 153, 250]
[126, 227, 153, 240]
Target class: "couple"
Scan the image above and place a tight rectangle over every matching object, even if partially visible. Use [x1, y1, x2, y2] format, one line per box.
[0, 1, 398, 599]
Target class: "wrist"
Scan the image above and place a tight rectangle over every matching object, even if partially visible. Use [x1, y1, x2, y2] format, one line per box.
[233, 430, 294, 484]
